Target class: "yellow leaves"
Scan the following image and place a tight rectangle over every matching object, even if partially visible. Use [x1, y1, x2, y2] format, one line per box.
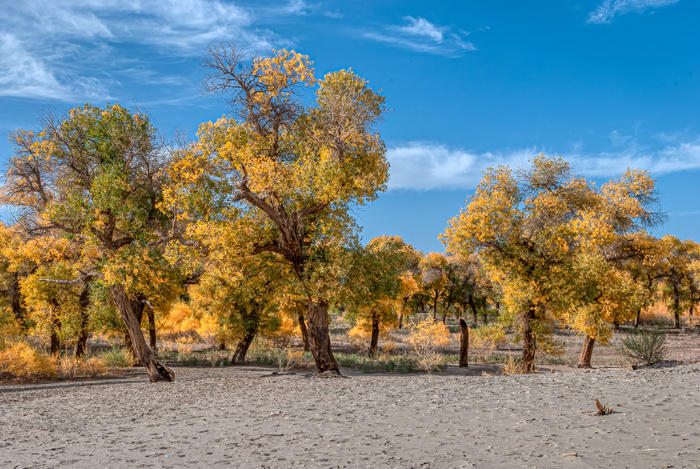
[253, 49, 317, 92]
[0, 342, 57, 382]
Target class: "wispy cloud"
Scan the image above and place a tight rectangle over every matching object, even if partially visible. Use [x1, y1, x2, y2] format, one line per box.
[387, 138, 700, 190]
[0, 0, 286, 101]
[588, 0, 681, 24]
[364, 16, 475, 57]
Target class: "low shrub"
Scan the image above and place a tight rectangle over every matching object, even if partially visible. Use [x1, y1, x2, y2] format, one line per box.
[406, 320, 451, 373]
[618, 329, 667, 366]
[0, 342, 57, 382]
[334, 352, 417, 373]
[101, 347, 136, 368]
[502, 356, 524, 375]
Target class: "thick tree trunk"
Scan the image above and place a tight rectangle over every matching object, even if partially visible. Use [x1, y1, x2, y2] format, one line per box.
[577, 335, 595, 368]
[9, 275, 25, 330]
[634, 309, 641, 328]
[459, 319, 469, 368]
[231, 331, 255, 364]
[674, 312, 680, 329]
[109, 284, 174, 382]
[49, 299, 61, 355]
[483, 310, 488, 325]
[298, 313, 310, 352]
[521, 306, 536, 373]
[50, 314, 61, 356]
[613, 320, 620, 331]
[147, 308, 157, 349]
[369, 313, 379, 357]
[73, 284, 91, 358]
[307, 300, 339, 374]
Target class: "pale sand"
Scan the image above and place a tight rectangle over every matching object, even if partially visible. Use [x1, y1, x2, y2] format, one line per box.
[2, 364, 700, 468]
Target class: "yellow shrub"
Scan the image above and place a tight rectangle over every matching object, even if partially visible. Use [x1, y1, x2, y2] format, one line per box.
[158, 302, 204, 342]
[471, 323, 507, 349]
[407, 320, 451, 373]
[0, 309, 21, 349]
[266, 315, 300, 347]
[80, 356, 107, 378]
[0, 342, 57, 382]
[59, 356, 79, 379]
[196, 312, 220, 343]
[347, 321, 370, 348]
[347, 317, 391, 348]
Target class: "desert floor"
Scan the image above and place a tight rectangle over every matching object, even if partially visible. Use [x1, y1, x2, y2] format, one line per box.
[2, 361, 700, 468]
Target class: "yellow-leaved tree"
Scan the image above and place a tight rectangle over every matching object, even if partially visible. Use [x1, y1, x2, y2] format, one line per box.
[164, 46, 388, 374]
[443, 154, 663, 372]
[1, 104, 177, 382]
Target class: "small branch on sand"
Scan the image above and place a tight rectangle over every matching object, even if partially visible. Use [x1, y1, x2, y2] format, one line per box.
[595, 398, 614, 416]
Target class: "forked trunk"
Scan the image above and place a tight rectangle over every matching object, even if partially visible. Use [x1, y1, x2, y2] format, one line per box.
[298, 313, 310, 352]
[577, 335, 595, 368]
[307, 300, 339, 374]
[369, 313, 379, 357]
[73, 284, 91, 358]
[459, 319, 469, 368]
[521, 306, 536, 374]
[147, 308, 157, 349]
[110, 284, 174, 382]
[231, 331, 255, 364]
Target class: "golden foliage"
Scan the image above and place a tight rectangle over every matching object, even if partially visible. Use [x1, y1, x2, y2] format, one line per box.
[407, 320, 451, 373]
[0, 342, 57, 382]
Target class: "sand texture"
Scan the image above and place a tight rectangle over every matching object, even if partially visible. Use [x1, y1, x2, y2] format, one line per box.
[2, 364, 700, 468]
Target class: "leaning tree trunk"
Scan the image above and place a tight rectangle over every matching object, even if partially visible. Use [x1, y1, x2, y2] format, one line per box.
[146, 307, 157, 349]
[577, 335, 595, 368]
[298, 313, 310, 352]
[459, 319, 469, 368]
[109, 284, 174, 382]
[521, 306, 536, 374]
[231, 331, 256, 364]
[307, 300, 339, 374]
[73, 283, 91, 358]
[369, 312, 380, 357]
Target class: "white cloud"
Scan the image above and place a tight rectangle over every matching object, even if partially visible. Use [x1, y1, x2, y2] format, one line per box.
[398, 17, 445, 42]
[588, 0, 681, 24]
[387, 142, 533, 190]
[0, 0, 284, 101]
[364, 16, 475, 57]
[387, 138, 700, 191]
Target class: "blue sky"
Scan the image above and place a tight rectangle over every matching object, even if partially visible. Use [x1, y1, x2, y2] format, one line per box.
[1, 0, 699, 252]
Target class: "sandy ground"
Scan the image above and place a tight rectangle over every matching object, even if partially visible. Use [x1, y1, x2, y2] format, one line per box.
[2, 363, 700, 468]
